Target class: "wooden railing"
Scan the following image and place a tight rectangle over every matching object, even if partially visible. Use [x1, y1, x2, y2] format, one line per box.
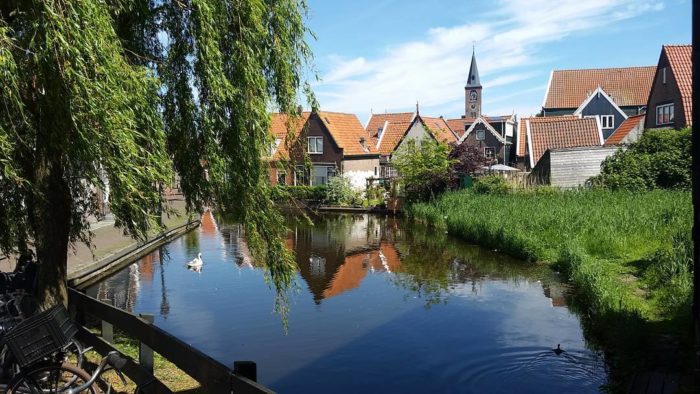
[68, 288, 274, 394]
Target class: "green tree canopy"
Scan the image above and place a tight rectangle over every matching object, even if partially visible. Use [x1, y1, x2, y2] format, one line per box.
[0, 0, 314, 305]
[392, 140, 453, 202]
[592, 128, 691, 191]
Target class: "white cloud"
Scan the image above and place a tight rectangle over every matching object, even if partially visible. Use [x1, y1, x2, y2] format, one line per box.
[313, 0, 663, 119]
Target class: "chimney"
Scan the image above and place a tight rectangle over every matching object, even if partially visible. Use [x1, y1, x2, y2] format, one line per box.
[297, 105, 303, 114]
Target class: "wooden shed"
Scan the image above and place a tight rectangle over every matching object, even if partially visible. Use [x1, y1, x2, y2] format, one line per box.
[530, 146, 620, 188]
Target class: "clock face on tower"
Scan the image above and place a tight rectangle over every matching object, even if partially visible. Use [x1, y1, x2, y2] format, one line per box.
[469, 90, 478, 102]
[470, 103, 477, 111]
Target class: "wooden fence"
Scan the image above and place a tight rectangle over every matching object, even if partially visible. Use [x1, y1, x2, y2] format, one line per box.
[68, 288, 274, 394]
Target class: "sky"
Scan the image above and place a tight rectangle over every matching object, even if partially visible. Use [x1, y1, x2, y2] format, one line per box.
[303, 0, 692, 123]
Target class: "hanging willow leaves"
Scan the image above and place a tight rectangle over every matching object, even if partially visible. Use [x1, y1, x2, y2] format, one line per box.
[0, 0, 315, 307]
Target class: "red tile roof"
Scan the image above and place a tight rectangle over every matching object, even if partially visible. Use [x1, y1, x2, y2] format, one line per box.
[269, 111, 377, 160]
[527, 117, 603, 167]
[365, 113, 415, 155]
[604, 114, 645, 146]
[543, 66, 656, 109]
[268, 112, 310, 160]
[318, 111, 378, 156]
[420, 116, 458, 144]
[663, 45, 693, 126]
[516, 115, 579, 157]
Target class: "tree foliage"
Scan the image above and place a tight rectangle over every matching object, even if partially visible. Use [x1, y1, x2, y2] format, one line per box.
[447, 142, 488, 186]
[392, 140, 453, 202]
[0, 0, 314, 305]
[592, 128, 691, 191]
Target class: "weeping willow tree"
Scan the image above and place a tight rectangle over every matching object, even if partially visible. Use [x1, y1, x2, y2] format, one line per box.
[0, 0, 313, 306]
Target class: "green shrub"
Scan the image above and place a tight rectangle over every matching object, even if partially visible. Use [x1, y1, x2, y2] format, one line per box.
[592, 128, 691, 190]
[473, 175, 510, 194]
[273, 185, 326, 201]
[392, 140, 453, 202]
[325, 176, 360, 206]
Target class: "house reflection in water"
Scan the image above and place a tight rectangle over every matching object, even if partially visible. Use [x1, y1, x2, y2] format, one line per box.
[290, 214, 402, 304]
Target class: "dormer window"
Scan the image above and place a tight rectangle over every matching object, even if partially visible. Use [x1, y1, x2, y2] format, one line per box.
[377, 127, 383, 138]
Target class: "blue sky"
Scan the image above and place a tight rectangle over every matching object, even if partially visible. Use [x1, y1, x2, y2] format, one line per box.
[304, 0, 691, 122]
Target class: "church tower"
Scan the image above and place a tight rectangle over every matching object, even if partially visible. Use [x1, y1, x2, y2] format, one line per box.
[464, 49, 482, 118]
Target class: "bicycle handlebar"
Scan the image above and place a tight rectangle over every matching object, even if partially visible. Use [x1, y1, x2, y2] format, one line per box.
[65, 351, 128, 394]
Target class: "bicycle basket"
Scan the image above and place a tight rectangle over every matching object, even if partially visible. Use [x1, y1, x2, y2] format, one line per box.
[3, 305, 78, 367]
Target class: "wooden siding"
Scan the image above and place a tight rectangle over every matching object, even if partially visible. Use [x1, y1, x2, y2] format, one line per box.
[646, 51, 687, 129]
[578, 93, 627, 139]
[461, 123, 507, 164]
[293, 113, 343, 167]
[531, 147, 619, 188]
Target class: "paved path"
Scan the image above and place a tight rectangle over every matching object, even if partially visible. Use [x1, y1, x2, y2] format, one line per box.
[0, 193, 192, 275]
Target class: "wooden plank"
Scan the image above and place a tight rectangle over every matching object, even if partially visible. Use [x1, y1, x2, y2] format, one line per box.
[231, 375, 275, 394]
[75, 327, 172, 394]
[101, 320, 114, 344]
[646, 372, 665, 394]
[69, 288, 273, 394]
[139, 313, 155, 374]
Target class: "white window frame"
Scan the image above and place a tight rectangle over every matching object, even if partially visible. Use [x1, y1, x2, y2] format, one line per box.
[484, 147, 495, 159]
[476, 129, 485, 141]
[656, 103, 674, 125]
[600, 115, 615, 129]
[307, 136, 323, 154]
[276, 170, 286, 185]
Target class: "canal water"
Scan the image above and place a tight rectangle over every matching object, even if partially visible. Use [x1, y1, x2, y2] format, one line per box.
[88, 212, 607, 393]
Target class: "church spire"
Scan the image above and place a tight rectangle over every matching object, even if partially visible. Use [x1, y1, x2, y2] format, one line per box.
[464, 48, 482, 119]
[466, 48, 481, 88]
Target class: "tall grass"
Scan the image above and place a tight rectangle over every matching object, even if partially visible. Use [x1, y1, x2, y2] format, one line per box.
[409, 189, 693, 385]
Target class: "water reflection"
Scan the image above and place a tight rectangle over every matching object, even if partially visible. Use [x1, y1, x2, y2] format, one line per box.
[88, 212, 605, 393]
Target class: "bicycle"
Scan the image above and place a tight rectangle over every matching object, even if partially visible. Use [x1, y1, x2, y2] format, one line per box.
[5, 350, 128, 394]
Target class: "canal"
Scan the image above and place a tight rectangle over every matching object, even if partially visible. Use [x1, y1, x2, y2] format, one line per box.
[87, 212, 607, 393]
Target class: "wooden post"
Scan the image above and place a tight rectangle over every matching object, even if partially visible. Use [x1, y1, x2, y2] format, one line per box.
[233, 361, 257, 382]
[139, 313, 154, 374]
[101, 320, 114, 344]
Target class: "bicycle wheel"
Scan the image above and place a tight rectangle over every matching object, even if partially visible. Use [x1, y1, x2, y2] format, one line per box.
[63, 338, 85, 369]
[6, 363, 99, 394]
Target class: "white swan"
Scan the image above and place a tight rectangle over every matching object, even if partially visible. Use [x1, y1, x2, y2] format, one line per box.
[187, 253, 203, 268]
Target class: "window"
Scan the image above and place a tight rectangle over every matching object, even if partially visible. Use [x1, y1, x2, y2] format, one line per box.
[307, 136, 323, 154]
[269, 138, 281, 156]
[476, 129, 485, 141]
[377, 127, 383, 138]
[656, 103, 674, 125]
[601, 115, 614, 129]
[374, 166, 378, 177]
[276, 170, 286, 185]
[294, 165, 309, 186]
[484, 147, 495, 159]
[662, 67, 667, 84]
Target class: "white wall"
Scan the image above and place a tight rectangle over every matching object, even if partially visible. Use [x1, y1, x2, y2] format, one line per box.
[343, 157, 380, 190]
[393, 121, 431, 157]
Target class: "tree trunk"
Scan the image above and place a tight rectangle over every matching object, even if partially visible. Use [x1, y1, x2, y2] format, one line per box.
[33, 157, 71, 307]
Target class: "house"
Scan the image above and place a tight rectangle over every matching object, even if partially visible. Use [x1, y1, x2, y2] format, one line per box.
[517, 116, 603, 170]
[392, 114, 457, 155]
[530, 146, 619, 188]
[445, 50, 516, 163]
[541, 66, 655, 138]
[604, 114, 645, 146]
[457, 117, 510, 165]
[268, 111, 380, 189]
[364, 111, 457, 177]
[645, 44, 692, 130]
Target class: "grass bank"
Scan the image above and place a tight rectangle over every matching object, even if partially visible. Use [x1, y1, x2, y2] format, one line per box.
[408, 189, 693, 388]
